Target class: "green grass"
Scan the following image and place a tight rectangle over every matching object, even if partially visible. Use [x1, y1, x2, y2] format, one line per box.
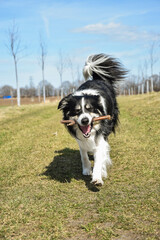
[0, 93, 159, 240]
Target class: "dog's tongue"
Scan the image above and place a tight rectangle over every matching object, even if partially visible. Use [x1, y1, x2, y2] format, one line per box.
[80, 125, 91, 135]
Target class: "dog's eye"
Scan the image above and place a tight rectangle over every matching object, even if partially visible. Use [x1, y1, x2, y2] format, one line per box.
[75, 105, 81, 114]
[85, 104, 92, 110]
[75, 109, 80, 114]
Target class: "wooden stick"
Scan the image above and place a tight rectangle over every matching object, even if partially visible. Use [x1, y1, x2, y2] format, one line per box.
[61, 115, 112, 126]
[93, 115, 112, 121]
[60, 119, 76, 126]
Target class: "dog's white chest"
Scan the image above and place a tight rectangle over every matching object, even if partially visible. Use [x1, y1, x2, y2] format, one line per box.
[77, 134, 97, 153]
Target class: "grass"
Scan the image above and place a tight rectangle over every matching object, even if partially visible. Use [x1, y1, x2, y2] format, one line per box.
[0, 93, 159, 240]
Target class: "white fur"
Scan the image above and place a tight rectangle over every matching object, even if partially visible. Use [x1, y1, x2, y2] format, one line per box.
[73, 89, 99, 96]
[99, 96, 107, 114]
[83, 54, 112, 81]
[81, 97, 85, 112]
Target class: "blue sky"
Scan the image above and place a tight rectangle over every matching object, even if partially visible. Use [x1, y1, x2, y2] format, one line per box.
[0, 0, 160, 88]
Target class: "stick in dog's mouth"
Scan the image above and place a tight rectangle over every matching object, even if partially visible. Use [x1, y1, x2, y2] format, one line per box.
[60, 115, 112, 126]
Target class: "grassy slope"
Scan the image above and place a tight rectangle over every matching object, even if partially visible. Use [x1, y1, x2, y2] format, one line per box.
[0, 94, 159, 240]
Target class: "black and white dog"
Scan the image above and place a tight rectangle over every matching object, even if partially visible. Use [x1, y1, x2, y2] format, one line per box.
[58, 54, 126, 186]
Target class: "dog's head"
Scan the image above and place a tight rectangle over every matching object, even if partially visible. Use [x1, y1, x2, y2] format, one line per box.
[58, 93, 106, 138]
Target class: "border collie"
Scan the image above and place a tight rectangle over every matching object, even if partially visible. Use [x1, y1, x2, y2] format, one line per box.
[58, 54, 126, 186]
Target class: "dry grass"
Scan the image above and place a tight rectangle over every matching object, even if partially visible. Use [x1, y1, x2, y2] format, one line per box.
[0, 92, 159, 240]
[0, 97, 60, 106]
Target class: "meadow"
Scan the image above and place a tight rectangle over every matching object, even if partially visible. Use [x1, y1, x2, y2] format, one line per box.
[0, 93, 159, 240]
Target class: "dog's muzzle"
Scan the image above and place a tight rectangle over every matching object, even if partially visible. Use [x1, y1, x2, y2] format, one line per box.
[78, 117, 92, 138]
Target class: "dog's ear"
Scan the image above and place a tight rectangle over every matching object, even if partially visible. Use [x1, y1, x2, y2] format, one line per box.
[58, 94, 72, 110]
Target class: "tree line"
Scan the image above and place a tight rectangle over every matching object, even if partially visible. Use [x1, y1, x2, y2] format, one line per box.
[1, 72, 159, 99]
[120, 73, 160, 95]
[0, 79, 85, 98]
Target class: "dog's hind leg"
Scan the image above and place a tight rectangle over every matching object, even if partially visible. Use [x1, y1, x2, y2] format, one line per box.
[102, 150, 111, 179]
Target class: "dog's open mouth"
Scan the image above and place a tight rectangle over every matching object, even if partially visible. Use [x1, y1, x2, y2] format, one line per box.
[79, 124, 92, 138]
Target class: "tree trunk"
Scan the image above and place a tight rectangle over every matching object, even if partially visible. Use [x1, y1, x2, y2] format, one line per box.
[14, 58, 20, 106]
[42, 67, 45, 103]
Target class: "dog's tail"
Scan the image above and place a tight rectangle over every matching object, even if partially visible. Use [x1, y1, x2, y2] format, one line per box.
[83, 53, 127, 84]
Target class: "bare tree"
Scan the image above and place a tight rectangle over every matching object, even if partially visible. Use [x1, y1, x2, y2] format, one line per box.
[149, 41, 159, 92]
[68, 56, 76, 83]
[76, 65, 83, 85]
[39, 35, 47, 103]
[6, 21, 25, 106]
[56, 50, 66, 98]
[143, 59, 150, 93]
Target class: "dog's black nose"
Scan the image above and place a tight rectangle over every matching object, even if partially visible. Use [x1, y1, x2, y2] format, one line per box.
[81, 117, 89, 125]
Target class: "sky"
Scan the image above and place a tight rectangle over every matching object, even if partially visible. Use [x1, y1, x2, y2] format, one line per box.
[0, 0, 160, 89]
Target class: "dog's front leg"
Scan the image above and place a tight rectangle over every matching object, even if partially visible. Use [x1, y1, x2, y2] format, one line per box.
[91, 148, 104, 186]
[79, 148, 92, 176]
[91, 137, 110, 186]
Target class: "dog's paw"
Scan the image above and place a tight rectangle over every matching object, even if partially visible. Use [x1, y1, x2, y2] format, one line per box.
[83, 168, 92, 176]
[91, 178, 104, 186]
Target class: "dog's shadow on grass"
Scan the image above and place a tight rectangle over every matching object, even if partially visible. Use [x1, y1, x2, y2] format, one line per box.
[42, 148, 100, 192]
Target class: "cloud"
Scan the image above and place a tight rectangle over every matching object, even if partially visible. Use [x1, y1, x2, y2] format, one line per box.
[75, 22, 158, 42]
[109, 10, 150, 22]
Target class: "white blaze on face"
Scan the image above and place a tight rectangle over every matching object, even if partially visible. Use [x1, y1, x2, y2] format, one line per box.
[77, 97, 92, 126]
